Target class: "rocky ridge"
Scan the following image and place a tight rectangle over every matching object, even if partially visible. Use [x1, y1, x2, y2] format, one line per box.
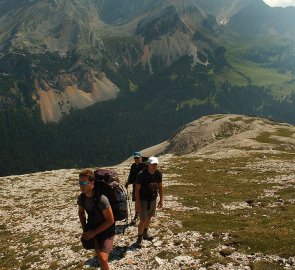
[162, 114, 295, 156]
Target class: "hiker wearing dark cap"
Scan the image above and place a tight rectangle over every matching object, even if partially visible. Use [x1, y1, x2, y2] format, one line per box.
[125, 151, 146, 223]
[135, 156, 163, 247]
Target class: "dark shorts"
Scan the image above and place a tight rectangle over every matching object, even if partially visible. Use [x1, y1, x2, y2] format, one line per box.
[95, 236, 114, 254]
[81, 223, 115, 254]
[81, 235, 114, 254]
[139, 199, 157, 220]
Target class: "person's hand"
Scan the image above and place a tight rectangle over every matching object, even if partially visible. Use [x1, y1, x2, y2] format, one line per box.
[157, 200, 163, 209]
[82, 230, 96, 241]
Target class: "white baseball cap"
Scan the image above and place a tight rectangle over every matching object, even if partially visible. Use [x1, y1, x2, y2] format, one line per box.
[148, 156, 158, 164]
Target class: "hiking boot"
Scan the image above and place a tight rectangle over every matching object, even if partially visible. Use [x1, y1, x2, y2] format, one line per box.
[143, 229, 154, 241]
[135, 234, 143, 248]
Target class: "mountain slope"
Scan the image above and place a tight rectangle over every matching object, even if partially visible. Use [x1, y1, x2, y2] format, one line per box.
[1, 114, 294, 269]
[1, 0, 295, 176]
[1, 0, 295, 122]
[160, 114, 295, 156]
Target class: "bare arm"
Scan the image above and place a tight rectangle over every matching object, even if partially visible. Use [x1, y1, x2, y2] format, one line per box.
[135, 183, 141, 213]
[94, 207, 114, 234]
[158, 182, 163, 208]
[126, 172, 131, 186]
[78, 205, 87, 231]
[126, 164, 134, 186]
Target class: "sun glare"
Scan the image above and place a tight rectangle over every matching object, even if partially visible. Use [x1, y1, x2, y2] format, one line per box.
[263, 0, 295, 7]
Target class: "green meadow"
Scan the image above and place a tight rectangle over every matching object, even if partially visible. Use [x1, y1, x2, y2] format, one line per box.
[211, 37, 295, 97]
[163, 153, 295, 262]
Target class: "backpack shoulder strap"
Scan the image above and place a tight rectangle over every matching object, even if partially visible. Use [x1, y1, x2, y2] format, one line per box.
[80, 193, 86, 206]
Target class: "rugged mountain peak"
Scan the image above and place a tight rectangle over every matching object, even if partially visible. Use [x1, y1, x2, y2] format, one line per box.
[1, 0, 295, 125]
[0, 0, 212, 122]
[0, 0, 107, 55]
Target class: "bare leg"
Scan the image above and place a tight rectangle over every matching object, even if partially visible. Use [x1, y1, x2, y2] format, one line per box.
[138, 215, 152, 233]
[96, 250, 110, 270]
[144, 215, 152, 230]
[138, 218, 146, 235]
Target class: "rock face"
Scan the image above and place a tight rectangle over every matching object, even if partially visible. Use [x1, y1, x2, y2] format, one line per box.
[0, 0, 211, 122]
[1, 114, 294, 269]
[2, 0, 295, 123]
[35, 73, 119, 123]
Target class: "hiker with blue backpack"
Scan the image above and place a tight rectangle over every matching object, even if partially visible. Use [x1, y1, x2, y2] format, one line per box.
[125, 151, 147, 224]
[135, 156, 163, 247]
[77, 169, 115, 270]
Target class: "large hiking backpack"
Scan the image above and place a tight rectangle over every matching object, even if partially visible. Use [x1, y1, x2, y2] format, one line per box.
[93, 168, 128, 222]
[129, 161, 148, 185]
[133, 156, 149, 181]
[141, 156, 149, 163]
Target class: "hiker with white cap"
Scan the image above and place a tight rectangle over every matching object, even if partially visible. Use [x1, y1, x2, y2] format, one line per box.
[135, 156, 163, 247]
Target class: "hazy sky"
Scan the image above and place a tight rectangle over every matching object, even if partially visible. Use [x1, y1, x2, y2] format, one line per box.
[263, 0, 295, 7]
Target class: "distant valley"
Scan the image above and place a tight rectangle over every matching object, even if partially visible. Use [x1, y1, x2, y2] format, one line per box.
[0, 0, 295, 176]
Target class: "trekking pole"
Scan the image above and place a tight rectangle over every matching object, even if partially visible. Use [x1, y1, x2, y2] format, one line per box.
[122, 187, 129, 234]
[126, 186, 133, 225]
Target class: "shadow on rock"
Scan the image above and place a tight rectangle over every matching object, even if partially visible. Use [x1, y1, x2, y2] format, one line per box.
[115, 222, 137, 235]
[84, 244, 140, 267]
[115, 224, 128, 234]
[110, 244, 139, 261]
[84, 256, 99, 267]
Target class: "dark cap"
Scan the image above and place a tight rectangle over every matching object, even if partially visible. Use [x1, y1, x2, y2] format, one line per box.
[133, 151, 141, 158]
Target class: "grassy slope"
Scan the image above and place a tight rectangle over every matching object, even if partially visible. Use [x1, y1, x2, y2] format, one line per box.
[163, 154, 295, 268]
[210, 37, 295, 97]
[166, 156, 294, 244]
[162, 126, 295, 268]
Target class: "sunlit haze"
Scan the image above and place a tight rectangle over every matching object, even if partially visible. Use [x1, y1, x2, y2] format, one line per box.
[263, 0, 295, 7]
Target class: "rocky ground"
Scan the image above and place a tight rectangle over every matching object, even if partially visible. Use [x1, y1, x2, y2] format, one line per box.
[1, 156, 294, 270]
[1, 114, 295, 269]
